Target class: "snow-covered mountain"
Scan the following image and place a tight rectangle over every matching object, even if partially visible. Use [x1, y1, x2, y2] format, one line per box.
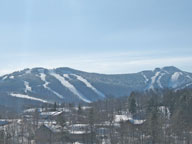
[0, 66, 192, 107]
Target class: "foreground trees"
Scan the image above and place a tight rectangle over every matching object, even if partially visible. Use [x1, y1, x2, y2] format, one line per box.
[0, 88, 192, 144]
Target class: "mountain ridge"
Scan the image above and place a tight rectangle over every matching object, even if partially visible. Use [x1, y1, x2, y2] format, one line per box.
[0, 66, 192, 108]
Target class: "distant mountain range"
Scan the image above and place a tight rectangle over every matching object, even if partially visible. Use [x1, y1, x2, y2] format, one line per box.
[0, 66, 192, 108]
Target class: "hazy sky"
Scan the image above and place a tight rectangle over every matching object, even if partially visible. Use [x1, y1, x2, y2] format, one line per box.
[0, 0, 192, 75]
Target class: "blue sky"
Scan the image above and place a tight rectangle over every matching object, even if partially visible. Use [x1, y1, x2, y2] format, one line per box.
[0, 0, 192, 75]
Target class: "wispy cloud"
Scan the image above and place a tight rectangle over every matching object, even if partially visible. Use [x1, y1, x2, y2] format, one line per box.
[0, 50, 192, 76]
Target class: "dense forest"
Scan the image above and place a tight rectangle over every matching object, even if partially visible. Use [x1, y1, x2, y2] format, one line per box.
[89, 88, 192, 144]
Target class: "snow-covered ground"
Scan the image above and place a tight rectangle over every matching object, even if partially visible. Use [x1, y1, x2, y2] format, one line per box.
[114, 114, 145, 125]
[10, 93, 48, 103]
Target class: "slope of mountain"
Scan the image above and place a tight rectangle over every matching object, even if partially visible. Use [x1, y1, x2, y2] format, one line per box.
[0, 66, 192, 107]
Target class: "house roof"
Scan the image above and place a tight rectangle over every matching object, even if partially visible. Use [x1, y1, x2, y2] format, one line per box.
[0, 120, 9, 126]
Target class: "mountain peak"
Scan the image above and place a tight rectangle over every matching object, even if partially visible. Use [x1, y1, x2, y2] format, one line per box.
[162, 66, 181, 73]
[153, 67, 161, 73]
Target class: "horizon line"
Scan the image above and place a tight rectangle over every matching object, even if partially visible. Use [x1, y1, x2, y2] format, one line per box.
[0, 65, 189, 77]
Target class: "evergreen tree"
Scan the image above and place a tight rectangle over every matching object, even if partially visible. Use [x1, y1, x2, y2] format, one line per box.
[128, 92, 137, 115]
[88, 108, 96, 144]
[77, 104, 82, 115]
[53, 102, 57, 111]
[129, 98, 136, 115]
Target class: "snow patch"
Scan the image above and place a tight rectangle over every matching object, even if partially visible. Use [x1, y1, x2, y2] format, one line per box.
[148, 72, 160, 91]
[71, 74, 105, 98]
[186, 75, 192, 80]
[185, 82, 192, 87]
[40, 111, 63, 117]
[10, 93, 48, 103]
[114, 115, 145, 125]
[176, 82, 192, 91]
[9, 75, 14, 79]
[25, 69, 31, 74]
[69, 124, 89, 134]
[50, 72, 91, 103]
[115, 115, 129, 122]
[141, 72, 149, 84]
[171, 72, 182, 82]
[24, 108, 41, 113]
[2, 76, 8, 80]
[39, 73, 46, 82]
[24, 81, 32, 93]
[157, 73, 165, 89]
[159, 106, 171, 119]
[170, 72, 183, 88]
[46, 87, 64, 99]
[39, 73, 64, 99]
[63, 74, 71, 79]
